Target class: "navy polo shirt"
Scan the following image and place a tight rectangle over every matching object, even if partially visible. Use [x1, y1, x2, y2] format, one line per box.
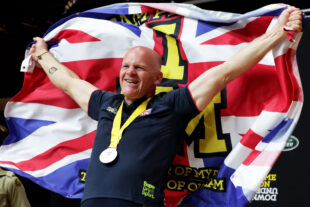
[83, 86, 199, 207]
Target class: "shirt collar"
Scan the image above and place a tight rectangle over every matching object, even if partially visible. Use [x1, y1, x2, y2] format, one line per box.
[123, 96, 148, 113]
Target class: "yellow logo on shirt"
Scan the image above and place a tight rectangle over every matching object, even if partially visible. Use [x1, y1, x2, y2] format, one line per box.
[142, 181, 155, 199]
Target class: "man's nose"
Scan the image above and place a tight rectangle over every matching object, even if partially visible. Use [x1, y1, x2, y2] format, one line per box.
[127, 66, 137, 75]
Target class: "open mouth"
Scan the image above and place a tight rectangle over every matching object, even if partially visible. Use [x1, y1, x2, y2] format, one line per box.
[125, 79, 138, 84]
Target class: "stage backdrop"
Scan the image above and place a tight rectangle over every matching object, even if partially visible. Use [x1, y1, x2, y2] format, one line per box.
[0, 3, 304, 207]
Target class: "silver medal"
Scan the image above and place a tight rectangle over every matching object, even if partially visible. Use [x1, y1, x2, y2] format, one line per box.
[99, 147, 118, 164]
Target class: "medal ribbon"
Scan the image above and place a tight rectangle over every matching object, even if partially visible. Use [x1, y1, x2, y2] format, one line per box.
[109, 98, 151, 148]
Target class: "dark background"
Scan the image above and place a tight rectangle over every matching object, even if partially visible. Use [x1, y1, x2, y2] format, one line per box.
[0, 0, 309, 207]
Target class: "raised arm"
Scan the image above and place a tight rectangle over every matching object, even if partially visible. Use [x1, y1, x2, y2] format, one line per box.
[189, 7, 303, 111]
[29, 37, 98, 112]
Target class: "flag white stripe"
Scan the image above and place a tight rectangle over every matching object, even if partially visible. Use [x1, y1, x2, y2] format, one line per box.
[286, 101, 303, 121]
[224, 143, 252, 169]
[250, 111, 285, 137]
[221, 115, 257, 148]
[24, 149, 92, 177]
[5, 102, 86, 121]
[187, 142, 204, 168]
[128, 4, 142, 14]
[1, 102, 96, 162]
[231, 164, 271, 191]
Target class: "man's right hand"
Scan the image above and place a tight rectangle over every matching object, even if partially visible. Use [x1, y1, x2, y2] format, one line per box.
[29, 37, 49, 62]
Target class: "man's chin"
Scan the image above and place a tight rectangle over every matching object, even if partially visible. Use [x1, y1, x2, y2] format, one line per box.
[123, 92, 140, 100]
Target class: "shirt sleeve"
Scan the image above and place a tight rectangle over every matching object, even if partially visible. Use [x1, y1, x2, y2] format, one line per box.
[165, 86, 200, 118]
[88, 90, 114, 121]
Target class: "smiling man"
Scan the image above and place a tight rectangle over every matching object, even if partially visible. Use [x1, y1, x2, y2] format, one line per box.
[29, 7, 302, 207]
[120, 47, 163, 105]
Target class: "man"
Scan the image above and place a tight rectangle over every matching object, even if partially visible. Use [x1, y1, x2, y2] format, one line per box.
[0, 168, 31, 207]
[0, 104, 31, 207]
[29, 7, 302, 207]
[1, 125, 31, 207]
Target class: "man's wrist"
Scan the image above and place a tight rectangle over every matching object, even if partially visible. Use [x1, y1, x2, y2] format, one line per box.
[36, 51, 49, 61]
[266, 25, 287, 42]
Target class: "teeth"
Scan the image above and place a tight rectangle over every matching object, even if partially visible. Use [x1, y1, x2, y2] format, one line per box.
[126, 80, 137, 84]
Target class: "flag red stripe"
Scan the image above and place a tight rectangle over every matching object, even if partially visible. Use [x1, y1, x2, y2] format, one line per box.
[165, 142, 191, 207]
[11, 58, 122, 108]
[240, 130, 263, 150]
[242, 149, 261, 166]
[187, 57, 294, 116]
[50, 29, 101, 43]
[0, 131, 96, 171]
[223, 50, 301, 116]
[275, 48, 303, 102]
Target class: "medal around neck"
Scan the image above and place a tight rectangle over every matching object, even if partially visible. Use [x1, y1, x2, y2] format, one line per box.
[99, 98, 151, 164]
[99, 147, 118, 164]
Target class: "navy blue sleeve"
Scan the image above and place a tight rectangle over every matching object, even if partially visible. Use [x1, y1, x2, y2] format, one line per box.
[88, 90, 114, 121]
[164, 86, 200, 118]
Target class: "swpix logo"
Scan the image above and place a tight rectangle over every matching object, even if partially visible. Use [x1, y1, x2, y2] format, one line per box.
[283, 135, 300, 151]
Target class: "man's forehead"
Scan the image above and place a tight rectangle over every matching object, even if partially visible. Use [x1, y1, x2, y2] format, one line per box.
[127, 46, 155, 55]
[123, 46, 162, 70]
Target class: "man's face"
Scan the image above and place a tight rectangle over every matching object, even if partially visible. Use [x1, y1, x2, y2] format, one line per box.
[119, 47, 162, 104]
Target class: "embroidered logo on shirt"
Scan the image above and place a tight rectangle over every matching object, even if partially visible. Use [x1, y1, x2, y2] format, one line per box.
[142, 181, 155, 199]
[106, 106, 117, 114]
[140, 108, 152, 117]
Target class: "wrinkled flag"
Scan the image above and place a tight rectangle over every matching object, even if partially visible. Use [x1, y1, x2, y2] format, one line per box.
[0, 3, 303, 207]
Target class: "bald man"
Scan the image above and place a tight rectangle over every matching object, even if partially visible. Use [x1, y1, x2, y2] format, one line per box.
[29, 7, 302, 207]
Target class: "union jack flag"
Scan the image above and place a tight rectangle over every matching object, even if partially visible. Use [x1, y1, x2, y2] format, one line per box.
[0, 3, 303, 206]
[140, 108, 152, 117]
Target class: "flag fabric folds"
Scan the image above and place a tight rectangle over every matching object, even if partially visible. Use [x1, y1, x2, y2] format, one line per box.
[0, 3, 303, 207]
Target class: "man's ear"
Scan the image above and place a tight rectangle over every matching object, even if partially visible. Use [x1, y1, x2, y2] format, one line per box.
[155, 71, 163, 85]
